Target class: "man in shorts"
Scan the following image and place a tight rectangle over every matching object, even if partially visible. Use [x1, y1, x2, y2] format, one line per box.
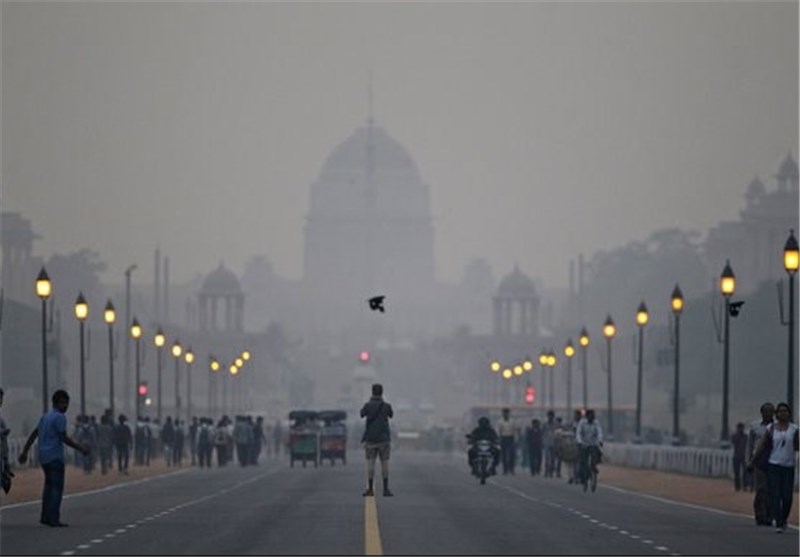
[360, 383, 394, 497]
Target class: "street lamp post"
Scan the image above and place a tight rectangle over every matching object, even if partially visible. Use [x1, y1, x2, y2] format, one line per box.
[579, 327, 590, 409]
[185, 347, 195, 423]
[538, 351, 548, 411]
[547, 351, 557, 411]
[635, 302, 649, 442]
[124, 264, 137, 415]
[603, 315, 616, 439]
[671, 284, 684, 445]
[784, 230, 798, 411]
[171, 341, 182, 419]
[130, 318, 142, 419]
[209, 357, 220, 415]
[564, 339, 575, 416]
[154, 328, 166, 422]
[720, 260, 736, 446]
[229, 364, 239, 413]
[104, 300, 116, 417]
[74, 293, 89, 417]
[36, 268, 52, 413]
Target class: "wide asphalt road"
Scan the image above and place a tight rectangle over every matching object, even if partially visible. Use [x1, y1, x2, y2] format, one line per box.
[1, 451, 797, 555]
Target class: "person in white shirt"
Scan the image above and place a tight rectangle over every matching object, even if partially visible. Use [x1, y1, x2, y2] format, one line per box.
[575, 409, 603, 485]
[764, 402, 799, 532]
[496, 408, 517, 475]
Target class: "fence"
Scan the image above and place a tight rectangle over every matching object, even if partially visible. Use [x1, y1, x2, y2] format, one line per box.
[603, 442, 800, 488]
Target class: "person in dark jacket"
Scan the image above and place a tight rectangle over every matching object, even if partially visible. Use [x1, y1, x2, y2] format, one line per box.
[113, 415, 132, 474]
[526, 419, 544, 476]
[360, 383, 394, 497]
[466, 416, 500, 475]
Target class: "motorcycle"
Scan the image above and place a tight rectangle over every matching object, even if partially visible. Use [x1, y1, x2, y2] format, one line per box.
[471, 439, 496, 485]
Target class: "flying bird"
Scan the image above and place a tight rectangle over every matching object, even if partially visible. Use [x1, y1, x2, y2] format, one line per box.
[368, 295, 386, 313]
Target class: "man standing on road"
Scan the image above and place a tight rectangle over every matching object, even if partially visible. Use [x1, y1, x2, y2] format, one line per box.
[360, 383, 394, 497]
[18, 390, 89, 527]
[747, 402, 775, 526]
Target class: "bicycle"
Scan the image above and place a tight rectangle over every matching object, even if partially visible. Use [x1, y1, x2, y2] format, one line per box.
[582, 446, 600, 493]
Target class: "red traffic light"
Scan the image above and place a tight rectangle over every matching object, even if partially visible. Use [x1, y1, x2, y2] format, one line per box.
[138, 383, 148, 396]
[359, 351, 370, 363]
[525, 386, 535, 405]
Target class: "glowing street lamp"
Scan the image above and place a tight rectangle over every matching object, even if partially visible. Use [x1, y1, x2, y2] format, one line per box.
[154, 328, 166, 422]
[579, 327, 590, 409]
[784, 230, 798, 411]
[634, 301, 649, 442]
[603, 315, 616, 438]
[719, 260, 735, 445]
[104, 300, 117, 416]
[671, 284, 684, 444]
[546, 350, 557, 411]
[36, 268, 52, 413]
[184, 347, 195, 423]
[172, 340, 182, 418]
[564, 339, 575, 416]
[130, 317, 143, 419]
[74, 292, 89, 416]
[490, 360, 501, 373]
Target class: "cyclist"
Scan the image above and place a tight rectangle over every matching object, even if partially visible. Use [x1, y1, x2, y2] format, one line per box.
[575, 409, 603, 487]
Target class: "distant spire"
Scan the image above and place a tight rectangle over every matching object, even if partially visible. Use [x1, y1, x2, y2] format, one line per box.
[367, 69, 374, 126]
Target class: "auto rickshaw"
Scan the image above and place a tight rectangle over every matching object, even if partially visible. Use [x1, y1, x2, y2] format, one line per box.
[288, 410, 319, 468]
[318, 410, 347, 466]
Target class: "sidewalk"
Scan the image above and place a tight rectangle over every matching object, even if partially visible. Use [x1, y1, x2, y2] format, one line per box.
[0, 460, 177, 507]
[599, 464, 799, 526]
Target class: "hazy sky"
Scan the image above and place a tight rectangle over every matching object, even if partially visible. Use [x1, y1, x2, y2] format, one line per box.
[2, 1, 797, 290]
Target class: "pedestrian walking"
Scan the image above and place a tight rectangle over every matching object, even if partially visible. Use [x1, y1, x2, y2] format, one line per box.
[233, 415, 253, 466]
[525, 419, 543, 476]
[97, 414, 114, 475]
[251, 416, 267, 465]
[752, 402, 799, 533]
[746, 402, 775, 526]
[360, 383, 394, 496]
[197, 418, 213, 468]
[189, 417, 199, 466]
[731, 422, 748, 491]
[214, 418, 230, 467]
[113, 414, 132, 474]
[18, 390, 89, 527]
[161, 416, 175, 466]
[0, 388, 14, 498]
[497, 408, 516, 475]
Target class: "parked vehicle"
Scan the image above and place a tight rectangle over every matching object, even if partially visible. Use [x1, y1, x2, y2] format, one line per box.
[288, 410, 319, 468]
[318, 410, 347, 466]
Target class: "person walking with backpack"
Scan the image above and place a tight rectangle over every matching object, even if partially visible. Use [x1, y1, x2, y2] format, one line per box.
[360, 383, 394, 497]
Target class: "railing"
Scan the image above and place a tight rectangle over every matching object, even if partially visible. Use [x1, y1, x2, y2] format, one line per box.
[603, 442, 799, 488]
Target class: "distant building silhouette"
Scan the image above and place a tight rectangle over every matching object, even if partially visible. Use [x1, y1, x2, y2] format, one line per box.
[705, 152, 799, 293]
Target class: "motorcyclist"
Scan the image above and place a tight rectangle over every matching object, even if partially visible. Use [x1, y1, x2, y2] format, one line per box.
[466, 416, 501, 476]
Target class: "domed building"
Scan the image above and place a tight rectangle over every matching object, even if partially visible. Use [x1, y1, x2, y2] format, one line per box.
[303, 119, 435, 297]
[198, 262, 244, 332]
[300, 118, 442, 341]
[493, 265, 540, 336]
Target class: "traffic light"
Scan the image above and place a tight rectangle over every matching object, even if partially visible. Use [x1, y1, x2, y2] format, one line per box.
[525, 385, 536, 405]
[138, 381, 148, 406]
[359, 350, 370, 363]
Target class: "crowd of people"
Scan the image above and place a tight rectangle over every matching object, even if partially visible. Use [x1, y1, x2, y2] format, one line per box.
[66, 410, 283, 475]
[467, 407, 602, 488]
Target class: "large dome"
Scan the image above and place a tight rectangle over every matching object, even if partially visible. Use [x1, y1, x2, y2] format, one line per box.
[201, 262, 241, 294]
[320, 123, 422, 183]
[496, 265, 537, 299]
